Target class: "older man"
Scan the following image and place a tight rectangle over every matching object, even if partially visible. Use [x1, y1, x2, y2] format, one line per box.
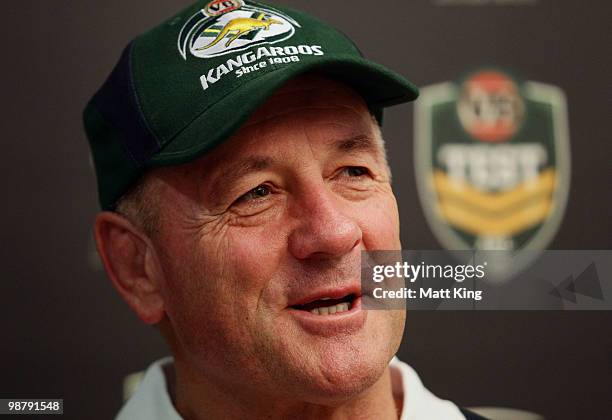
[84, 1, 483, 419]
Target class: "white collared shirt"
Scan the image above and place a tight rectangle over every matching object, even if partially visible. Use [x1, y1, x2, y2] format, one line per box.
[116, 357, 465, 420]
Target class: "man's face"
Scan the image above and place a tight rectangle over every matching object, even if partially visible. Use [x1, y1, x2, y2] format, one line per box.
[151, 75, 405, 403]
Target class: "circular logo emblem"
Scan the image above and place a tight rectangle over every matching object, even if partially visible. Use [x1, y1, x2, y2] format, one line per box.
[178, 1, 299, 59]
[457, 70, 525, 142]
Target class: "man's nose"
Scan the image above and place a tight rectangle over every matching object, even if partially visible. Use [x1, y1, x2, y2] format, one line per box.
[288, 186, 362, 260]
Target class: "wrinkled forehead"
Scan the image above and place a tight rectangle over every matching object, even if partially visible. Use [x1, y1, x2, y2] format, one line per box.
[204, 76, 383, 170]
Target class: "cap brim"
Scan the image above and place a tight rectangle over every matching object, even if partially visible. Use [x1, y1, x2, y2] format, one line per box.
[149, 54, 419, 166]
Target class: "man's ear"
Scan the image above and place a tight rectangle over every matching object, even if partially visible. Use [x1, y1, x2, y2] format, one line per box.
[93, 211, 165, 325]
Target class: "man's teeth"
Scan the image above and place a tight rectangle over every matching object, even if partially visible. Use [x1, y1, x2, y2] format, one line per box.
[310, 302, 350, 315]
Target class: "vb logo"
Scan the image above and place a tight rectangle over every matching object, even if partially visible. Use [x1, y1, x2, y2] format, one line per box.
[206, 0, 244, 16]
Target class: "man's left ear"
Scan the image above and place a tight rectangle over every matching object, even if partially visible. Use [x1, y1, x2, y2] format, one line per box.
[93, 211, 166, 325]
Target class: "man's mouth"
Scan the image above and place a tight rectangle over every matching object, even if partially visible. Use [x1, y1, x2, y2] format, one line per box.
[291, 294, 356, 316]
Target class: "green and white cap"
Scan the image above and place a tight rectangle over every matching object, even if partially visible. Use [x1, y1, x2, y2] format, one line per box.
[83, 0, 419, 210]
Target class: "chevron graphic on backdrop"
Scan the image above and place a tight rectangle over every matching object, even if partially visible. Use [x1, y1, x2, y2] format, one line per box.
[433, 168, 556, 236]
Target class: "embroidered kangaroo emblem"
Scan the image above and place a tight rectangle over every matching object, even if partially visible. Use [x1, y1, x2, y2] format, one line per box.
[196, 17, 281, 50]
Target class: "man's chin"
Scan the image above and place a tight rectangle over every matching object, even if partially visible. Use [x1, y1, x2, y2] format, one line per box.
[271, 310, 404, 403]
[302, 352, 390, 403]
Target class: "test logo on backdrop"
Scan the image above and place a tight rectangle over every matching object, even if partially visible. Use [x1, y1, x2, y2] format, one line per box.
[414, 69, 570, 278]
[178, 0, 299, 59]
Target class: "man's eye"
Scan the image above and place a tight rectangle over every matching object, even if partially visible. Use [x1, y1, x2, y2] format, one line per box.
[236, 185, 271, 203]
[342, 166, 369, 177]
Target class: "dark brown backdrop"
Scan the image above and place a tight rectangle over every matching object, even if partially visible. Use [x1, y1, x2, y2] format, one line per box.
[1, 1, 610, 419]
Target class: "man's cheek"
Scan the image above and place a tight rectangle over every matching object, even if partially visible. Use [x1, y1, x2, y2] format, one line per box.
[226, 229, 283, 292]
[358, 195, 400, 249]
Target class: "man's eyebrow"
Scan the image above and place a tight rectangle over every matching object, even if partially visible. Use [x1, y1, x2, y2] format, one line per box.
[335, 134, 382, 155]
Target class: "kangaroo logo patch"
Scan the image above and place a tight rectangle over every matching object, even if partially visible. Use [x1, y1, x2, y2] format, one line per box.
[178, 1, 299, 59]
[414, 69, 571, 279]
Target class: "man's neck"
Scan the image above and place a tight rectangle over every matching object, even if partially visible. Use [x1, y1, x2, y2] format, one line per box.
[166, 361, 401, 420]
